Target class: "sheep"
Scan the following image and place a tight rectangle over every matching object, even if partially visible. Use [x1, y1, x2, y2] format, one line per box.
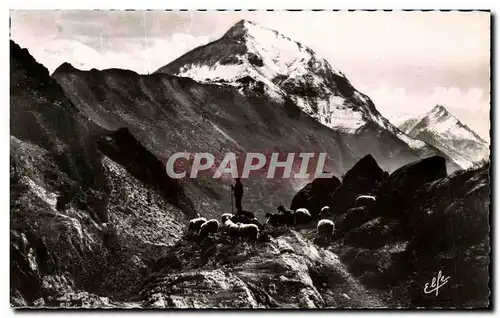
[222, 214, 237, 232]
[277, 204, 294, 216]
[198, 219, 220, 239]
[319, 206, 330, 218]
[230, 213, 246, 224]
[317, 219, 335, 240]
[188, 217, 207, 234]
[242, 210, 256, 220]
[294, 208, 312, 225]
[224, 219, 259, 241]
[224, 219, 240, 236]
[221, 213, 233, 223]
[265, 212, 294, 227]
[230, 213, 262, 229]
[354, 195, 376, 208]
[242, 217, 262, 229]
[238, 223, 259, 241]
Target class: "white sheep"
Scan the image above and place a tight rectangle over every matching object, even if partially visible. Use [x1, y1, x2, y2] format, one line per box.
[224, 219, 259, 241]
[188, 217, 207, 234]
[224, 218, 238, 230]
[317, 219, 335, 240]
[198, 219, 220, 239]
[354, 195, 376, 207]
[238, 223, 259, 241]
[294, 208, 312, 225]
[319, 206, 330, 218]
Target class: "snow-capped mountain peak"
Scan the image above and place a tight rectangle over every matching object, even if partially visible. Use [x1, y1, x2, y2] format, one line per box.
[396, 105, 489, 168]
[156, 20, 430, 152]
[423, 105, 486, 144]
[429, 104, 448, 118]
[220, 19, 343, 80]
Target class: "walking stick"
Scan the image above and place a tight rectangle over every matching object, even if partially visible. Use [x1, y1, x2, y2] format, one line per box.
[230, 186, 234, 214]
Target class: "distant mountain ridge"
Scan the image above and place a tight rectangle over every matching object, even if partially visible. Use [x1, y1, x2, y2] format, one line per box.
[396, 105, 489, 169]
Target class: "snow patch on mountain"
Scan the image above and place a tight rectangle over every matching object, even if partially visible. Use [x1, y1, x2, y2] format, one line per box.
[295, 96, 365, 131]
[169, 20, 363, 132]
[394, 131, 427, 149]
[236, 20, 343, 79]
[179, 63, 244, 83]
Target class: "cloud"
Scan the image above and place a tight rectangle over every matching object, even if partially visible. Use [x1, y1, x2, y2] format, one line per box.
[366, 83, 490, 140]
[368, 83, 489, 117]
[11, 31, 210, 74]
[100, 34, 212, 73]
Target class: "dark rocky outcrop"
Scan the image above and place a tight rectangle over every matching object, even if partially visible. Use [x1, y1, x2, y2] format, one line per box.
[373, 155, 447, 218]
[11, 40, 113, 304]
[334, 164, 489, 308]
[10, 40, 109, 222]
[290, 176, 341, 217]
[328, 154, 386, 216]
[336, 207, 373, 233]
[290, 155, 385, 219]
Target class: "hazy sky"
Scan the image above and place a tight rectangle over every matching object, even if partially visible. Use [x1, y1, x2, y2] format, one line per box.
[10, 10, 491, 139]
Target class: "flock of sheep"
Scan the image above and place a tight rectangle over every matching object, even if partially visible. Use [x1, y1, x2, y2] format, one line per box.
[187, 212, 260, 241]
[186, 194, 376, 243]
[187, 205, 334, 242]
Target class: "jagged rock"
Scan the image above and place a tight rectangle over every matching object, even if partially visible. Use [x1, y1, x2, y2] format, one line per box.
[47, 291, 138, 308]
[341, 217, 403, 249]
[144, 269, 262, 308]
[97, 127, 196, 217]
[336, 207, 373, 234]
[328, 154, 385, 216]
[373, 155, 447, 218]
[399, 166, 490, 307]
[290, 176, 341, 217]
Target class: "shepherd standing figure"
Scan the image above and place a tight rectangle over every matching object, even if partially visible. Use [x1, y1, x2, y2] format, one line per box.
[231, 178, 244, 213]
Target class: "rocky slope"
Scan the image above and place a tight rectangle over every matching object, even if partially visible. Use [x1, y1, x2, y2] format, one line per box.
[140, 229, 385, 308]
[395, 105, 490, 169]
[10, 40, 194, 307]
